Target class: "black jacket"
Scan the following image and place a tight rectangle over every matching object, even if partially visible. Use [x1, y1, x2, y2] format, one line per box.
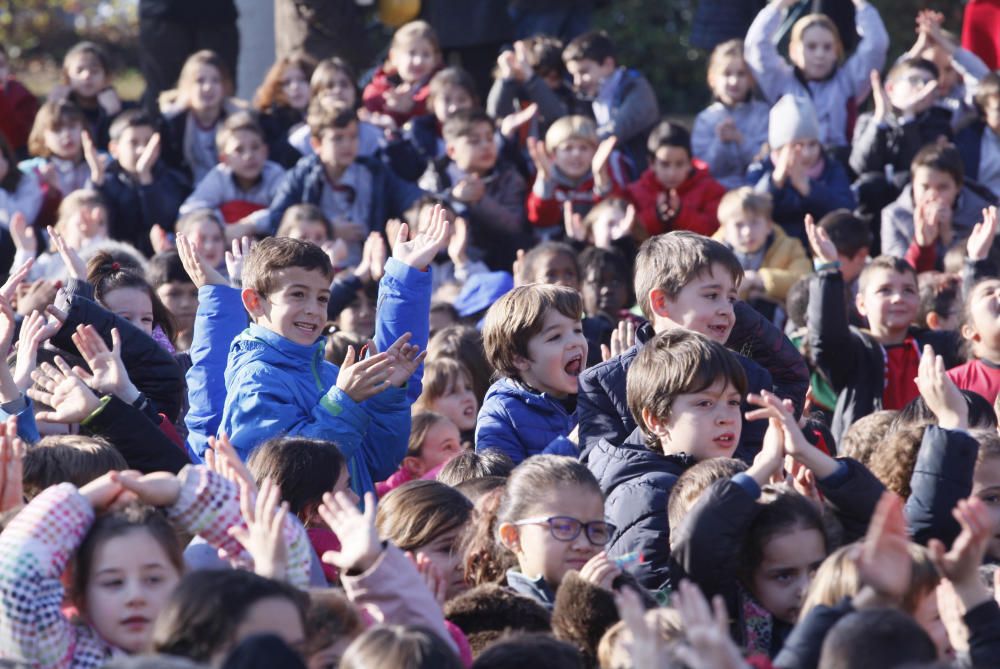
[905, 425, 980, 547]
[85, 395, 189, 473]
[96, 160, 189, 256]
[849, 107, 954, 177]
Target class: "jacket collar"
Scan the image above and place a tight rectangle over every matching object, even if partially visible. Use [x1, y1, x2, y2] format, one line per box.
[506, 569, 556, 609]
[244, 323, 325, 364]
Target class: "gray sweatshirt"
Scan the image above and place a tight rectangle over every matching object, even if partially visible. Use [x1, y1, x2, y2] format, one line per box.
[692, 99, 770, 189]
[180, 160, 286, 233]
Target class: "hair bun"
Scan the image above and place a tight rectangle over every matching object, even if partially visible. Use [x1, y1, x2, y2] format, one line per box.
[110, 262, 120, 271]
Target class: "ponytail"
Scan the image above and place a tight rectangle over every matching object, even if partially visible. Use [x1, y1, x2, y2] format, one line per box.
[87, 250, 177, 344]
[460, 487, 515, 586]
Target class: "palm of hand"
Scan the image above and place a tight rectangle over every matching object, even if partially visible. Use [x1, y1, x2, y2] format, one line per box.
[325, 518, 375, 569]
[50, 377, 97, 422]
[87, 352, 124, 395]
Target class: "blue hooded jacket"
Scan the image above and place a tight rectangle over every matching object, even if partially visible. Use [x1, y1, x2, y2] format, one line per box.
[474, 377, 578, 465]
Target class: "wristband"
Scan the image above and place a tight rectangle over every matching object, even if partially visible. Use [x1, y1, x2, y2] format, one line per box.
[81, 395, 112, 427]
[813, 259, 841, 272]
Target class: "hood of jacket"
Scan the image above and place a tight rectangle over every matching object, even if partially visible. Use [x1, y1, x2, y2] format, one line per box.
[228, 322, 328, 374]
[483, 377, 576, 416]
[588, 427, 696, 496]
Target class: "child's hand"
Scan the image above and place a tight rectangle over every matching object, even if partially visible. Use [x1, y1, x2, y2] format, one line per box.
[746, 390, 839, 479]
[82, 131, 105, 186]
[655, 190, 681, 224]
[451, 175, 486, 204]
[499, 103, 537, 139]
[856, 492, 911, 603]
[673, 580, 749, 669]
[114, 470, 182, 507]
[563, 201, 588, 243]
[615, 587, 668, 666]
[13, 308, 63, 392]
[381, 332, 427, 388]
[917, 10, 953, 54]
[0, 260, 32, 308]
[96, 87, 122, 116]
[225, 236, 254, 288]
[392, 204, 450, 270]
[79, 471, 132, 512]
[968, 206, 998, 262]
[10, 212, 36, 256]
[786, 145, 811, 196]
[38, 163, 61, 191]
[71, 325, 141, 404]
[48, 226, 88, 280]
[716, 117, 743, 144]
[228, 478, 290, 581]
[15, 279, 57, 318]
[206, 432, 258, 496]
[747, 417, 786, 486]
[135, 132, 161, 185]
[333, 220, 367, 243]
[914, 197, 942, 248]
[929, 498, 992, 592]
[383, 83, 415, 115]
[0, 416, 24, 515]
[150, 224, 175, 254]
[526, 136, 554, 183]
[592, 135, 618, 194]
[28, 357, 102, 424]
[805, 213, 839, 264]
[870, 70, 891, 122]
[335, 345, 396, 402]
[318, 491, 382, 573]
[177, 233, 227, 288]
[915, 344, 968, 430]
[579, 552, 621, 591]
[0, 296, 15, 356]
[410, 551, 449, 606]
[367, 232, 388, 281]
[447, 216, 470, 266]
[601, 319, 636, 362]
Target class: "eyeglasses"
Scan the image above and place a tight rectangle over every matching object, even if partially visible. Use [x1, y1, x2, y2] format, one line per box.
[513, 516, 615, 545]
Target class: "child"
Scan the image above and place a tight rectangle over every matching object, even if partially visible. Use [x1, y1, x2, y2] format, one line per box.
[93, 109, 188, 256]
[415, 357, 479, 444]
[148, 251, 199, 352]
[88, 250, 176, 348]
[626, 120, 726, 238]
[747, 95, 855, 246]
[267, 106, 422, 266]
[525, 115, 626, 235]
[363, 20, 442, 128]
[882, 143, 994, 263]
[159, 50, 239, 185]
[577, 231, 810, 462]
[806, 217, 957, 445]
[54, 41, 127, 151]
[494, 455, 618, 609]
[516, 241, 580, 290]
[427, 325, 493, 406]
[254, 52, 316, 168]
[692, 39, 770, 190]
[217, 223, 442, 496]
[918, 271, 963, 332]
[179, 112, 286, 231]
[712, 187, 810, 321]
[376, 413, 465, 497]
[0, 133, 43, 262]
[956, 71, 1000, 197]
[561, 31, 659, 174]
[948, 278, 1000, 401]
[744, 0, 889, 150]
[487, 35, 573, 133]
[174, 209, 226, 274]
[420, 109, 527, 271]
[817, 209, 872, 290]
[588, 329, 746, 589]
[0, 44, 40, 159]
[477, 284, 587, 464]
[578, 246, 634, 331]
[20, 100, 90, 229]
[276, 203, 334, 245]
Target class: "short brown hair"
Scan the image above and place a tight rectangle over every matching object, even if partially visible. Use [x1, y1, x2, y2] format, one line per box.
[415, 357, 474, 411]
[242, 236, 333, 297]
[215, 110, 265, 154]
[308, 102, 357, 140]
[442, 108, 494, 144]
[408, 411, 450, 458]
[634, 231, 744, 321]
[911, 143, 964, 186]
[376, 480, 473, 552]
[482, 284, 583, 379]
[839, 410, 897, 468]
[858, 255, 918, 295]
[28, 99, 85, 157]
[276, 203, 334, 240]
[22, 435, 128, 499]
[667, 457, 748, 530]
[717, 187, 773, 226]
[975, 71, 1000, 116]
[627, 330, 747, 451]
[428, 67, 479, 108]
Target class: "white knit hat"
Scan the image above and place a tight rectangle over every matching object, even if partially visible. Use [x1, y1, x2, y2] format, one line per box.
[768, 94, 820, 149]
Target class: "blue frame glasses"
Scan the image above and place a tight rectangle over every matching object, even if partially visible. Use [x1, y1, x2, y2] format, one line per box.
[513, 516, 615, 545]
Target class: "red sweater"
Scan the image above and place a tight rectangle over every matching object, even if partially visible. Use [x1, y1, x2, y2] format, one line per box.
[526, 155, 629, 229]
[0, 78, 38, 153]
[362, 67, 433, 128]
[947, 358, 1000, 403]
[625, 159, 725, 237]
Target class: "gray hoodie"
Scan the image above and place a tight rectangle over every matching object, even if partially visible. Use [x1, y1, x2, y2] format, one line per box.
[692, 99, 770, 189]
[880, 183, 993, 259]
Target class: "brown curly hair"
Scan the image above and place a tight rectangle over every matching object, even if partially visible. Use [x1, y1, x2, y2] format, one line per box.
[868, 426, 926, 498]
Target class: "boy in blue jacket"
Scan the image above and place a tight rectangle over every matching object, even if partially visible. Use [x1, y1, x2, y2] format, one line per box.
[476, 283, 588, 464]
[185, 208, 446, 497]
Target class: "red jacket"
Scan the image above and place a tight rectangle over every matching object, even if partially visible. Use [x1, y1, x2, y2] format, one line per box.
[0, 78, 39, 153]
[362, 67, 434, 128]
[526, 154, 630, 229]
[626, 159, 725, 237]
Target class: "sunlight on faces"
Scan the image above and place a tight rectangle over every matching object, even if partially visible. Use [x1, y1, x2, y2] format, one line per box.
[722, 213, 772, 255]
[286, 220, 330, 246]
[912, 166, 960, 208]
[312, 122, 359, 172]
[156, 282, 199, 335]
[432, 84, 475, 122]
[66, 51, 107, 99]
[749, 526, 825, 624]
[281, 64, 311, 111]
[650, 265, 737, 343]
[565, 57, 616, 98]
[414, 525, 469, 599]
[501, 484, 606, 587]
[110, 125, 155, 174]
[45, 120, 83, 161]
[429, 375, 478, 432]
[407, 418, 464, 477]
[972, 455, 1000, 560]
[390, 37, 438, 84]
[962, 279, 1000, 361]
[791, 25, 838, 81]
[641, 379, 742, 459]
[651, 146, 691, 190]
[856, 268, 920, 341]
[553, 138, 597, 180]
[188, 63, 224, 113]
[514, 308, 587, 398]
[710, 55, 752, 106]
[446, 122, 498, 175]
[103, 287, 155, 336]
[531, 251, 580, 291]
[222, 129, 268, 185]
[886, 67, 937, 114]
[243, 267, 331, 346]
[316, 69, 357, 111]
[84, 529, 182, 653]
[336, 290, 375, 339]
[217, 597, 306, 664]
[188, 217, 226, 268]
[582, 265, 628, 318]
[790, 139, 822, 170]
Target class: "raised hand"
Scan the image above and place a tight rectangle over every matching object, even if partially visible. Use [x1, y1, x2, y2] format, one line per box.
[71, 325, 140, 404]
[383, 83, 415, 115]
[579, 552, 621, 590]
[177, 233, 226, 288]
[451, 175, 485, 204]
[447, 216, 470, 266]
[747, 416, 786, 486]
[499, 103, 538, 139]
[392, 204, 450, 270]
[929, 498, 992, 589]
[410, 552, 448, 606]
[113, 470, 182, 507]
[968, 206, 998, 262]
[380, 332, 426, 388]
[0, 296, 15, 356]
[335, 344, 397, 402]
[746, 390, 839, 479]
[28, 357, 102, 423]
[592, 135, 618, 194]
[673, 580, 749, 669]
[318, 491, 382, 573]
[135, 132, 161, 185]
[914, 197, 940, 248]
[79, 471, 130, 512]
[368, 231, 388, 281]
[615, 587, 667, 666]
[10, 212, 36, 257]
[870, 70, 891, 122]
[82, 131, 105, 186]
[915, 344, 967, 430]
[527, 136, 555, 182]
[225, 236, 254, 288]
[13, 308, 64, 391]
[47, 225, 88, 280]
[0, 419, 24, 515]
[857, 493, 912, 603]
[228, 478, 290, 581]
[0, 260, 33, 307]
[601, 319, 636, 362]
[96, 87, 122, 116]
[205, 432, 258, 496]
[805, 213, 838, 263]
[563, 201, 588, 243]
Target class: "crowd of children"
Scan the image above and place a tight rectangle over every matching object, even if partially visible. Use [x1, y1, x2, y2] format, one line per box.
[0, 1, 999, 667]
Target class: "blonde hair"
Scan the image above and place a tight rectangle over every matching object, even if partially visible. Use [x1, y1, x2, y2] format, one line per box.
[717, 187, 773, 226]
[176, 50, 233, 105]
[388, 20, 441, 72]
[790, 14, 845, 69]
[28, 100, 84, 158]
[408, 411, 450, 458]
[598, 608, 684, 669]
[55, 189, 107, 237]
[416, 358, 474, 411]
[706, 38, 754, 99]
[276, 203, 333, 240]
[544, 115, 599, 154]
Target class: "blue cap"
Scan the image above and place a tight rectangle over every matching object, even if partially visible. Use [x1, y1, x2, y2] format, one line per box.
[454, 271, 514, 318]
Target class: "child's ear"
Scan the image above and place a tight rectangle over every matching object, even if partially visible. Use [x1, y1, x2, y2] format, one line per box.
[512, 354, 532, 373]
[309, 135, 321, 153]
[855, 291, 868, 318]
[402, 456, 426, 478]
[641, 407, 670, 441]
[445, 143, 457, 160]
[241, 288, 266, 319]
[108, 140, 119, 160]
[926, 311, 940, 330]
[961, 322, 979, 342]
[648, 287, 671, 319]
[498, 522, 521, 552]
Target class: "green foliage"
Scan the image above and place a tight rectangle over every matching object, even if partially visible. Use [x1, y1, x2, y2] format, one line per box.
[0, 0, 137, 59]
